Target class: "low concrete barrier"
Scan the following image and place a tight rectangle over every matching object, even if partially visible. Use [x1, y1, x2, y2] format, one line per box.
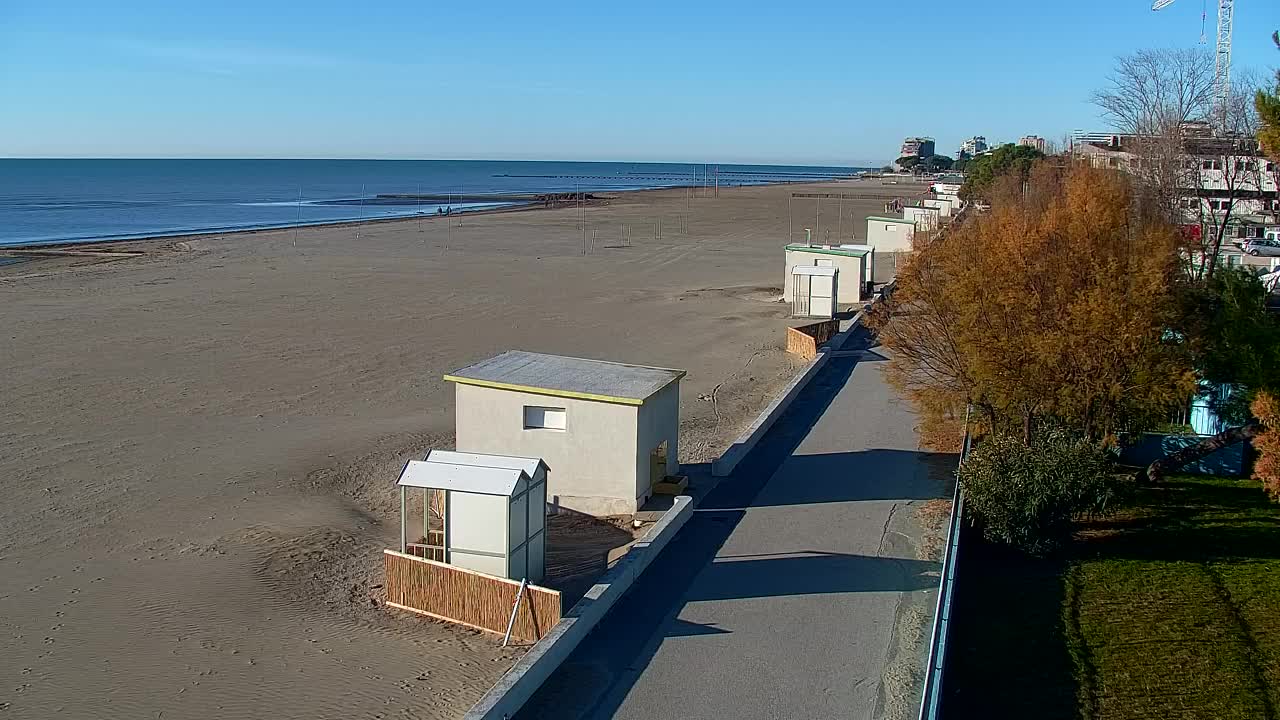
[464, 495, 694, 720]
[712, 311, 866, 477]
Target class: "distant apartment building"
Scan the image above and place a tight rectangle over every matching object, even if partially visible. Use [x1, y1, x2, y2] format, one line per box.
[1073, 132, 1280, 241]
[1019, 135, 1047, 153]
[959, 136, 988, 158]
[900, 137, 936, 159]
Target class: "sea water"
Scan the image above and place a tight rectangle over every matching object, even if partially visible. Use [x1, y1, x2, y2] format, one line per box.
[0, 159, 863, 247]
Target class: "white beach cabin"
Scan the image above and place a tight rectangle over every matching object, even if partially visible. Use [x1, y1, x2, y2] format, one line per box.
[396, 450, 548, 583]
[904, 205, 940, 232]
[446, 351, 684, 516]
[789, 265, 838, 318]
[922, 197, 955, 218]
[783, 243, 870, 305]
[865, 215, 917, 252]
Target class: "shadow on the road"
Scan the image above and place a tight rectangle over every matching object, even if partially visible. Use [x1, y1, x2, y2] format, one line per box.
[664, 618, 732, 637]
[515, 345, 943, 720]
[851, 348, 890, 362]
[747, 449, 953, 505]
[686, 550, 937, 602]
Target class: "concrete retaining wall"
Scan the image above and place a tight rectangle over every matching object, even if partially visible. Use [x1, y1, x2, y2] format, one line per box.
[464, 495, 694, 720]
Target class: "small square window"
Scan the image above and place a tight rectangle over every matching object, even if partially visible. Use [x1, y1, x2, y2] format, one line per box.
[523, 406, 566, 430]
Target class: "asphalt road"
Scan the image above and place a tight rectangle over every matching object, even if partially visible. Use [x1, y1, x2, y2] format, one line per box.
[516, 339, 949, 720]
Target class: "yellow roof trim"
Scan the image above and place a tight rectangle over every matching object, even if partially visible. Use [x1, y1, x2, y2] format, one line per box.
[443, 375, 650, 406]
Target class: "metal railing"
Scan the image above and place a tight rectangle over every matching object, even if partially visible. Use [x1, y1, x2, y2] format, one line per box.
[918, 421, 972, 720]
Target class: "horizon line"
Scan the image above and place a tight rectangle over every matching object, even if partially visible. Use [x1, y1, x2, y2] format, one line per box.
[0, 156, 881, 168]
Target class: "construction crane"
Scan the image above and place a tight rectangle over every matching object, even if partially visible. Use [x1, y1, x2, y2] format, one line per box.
[1152, 0, 1235, 127]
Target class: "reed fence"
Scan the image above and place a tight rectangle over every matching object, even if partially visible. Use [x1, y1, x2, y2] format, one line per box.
[785, 319, 841, 359]
[383, 549, 562, 643]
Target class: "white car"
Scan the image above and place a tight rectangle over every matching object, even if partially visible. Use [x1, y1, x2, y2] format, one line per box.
[1243, 238, 1280, 257]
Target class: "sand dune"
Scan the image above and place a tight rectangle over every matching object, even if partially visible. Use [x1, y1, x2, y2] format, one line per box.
[0, 178, 923, 718]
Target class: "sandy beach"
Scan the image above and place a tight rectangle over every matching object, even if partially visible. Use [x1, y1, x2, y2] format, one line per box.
[0, 178, 923, 719]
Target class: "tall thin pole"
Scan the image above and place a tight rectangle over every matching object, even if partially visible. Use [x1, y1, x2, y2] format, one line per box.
[417, 183, 423, 232]
[293, 185, 302, 246]
[815, 196, 820, 240]
[788, 194, 793, 243]
[838, 195, 843, 239]
[355, 183, 366, 239]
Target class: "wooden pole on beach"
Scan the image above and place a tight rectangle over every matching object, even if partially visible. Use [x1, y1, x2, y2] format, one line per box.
[788, 194, 793, 244]
[294, 185, 302, 246]
[417, 183, 423, 233]
[356, 183, 366, 239]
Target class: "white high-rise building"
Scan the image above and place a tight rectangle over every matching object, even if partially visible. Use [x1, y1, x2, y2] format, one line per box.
[959, 136, 988, 157]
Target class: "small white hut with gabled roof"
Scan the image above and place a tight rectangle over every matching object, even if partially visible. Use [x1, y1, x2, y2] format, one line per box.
[396, 450, 548, 583]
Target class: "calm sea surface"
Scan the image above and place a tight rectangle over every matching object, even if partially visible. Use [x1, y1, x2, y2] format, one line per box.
[0, 159, 864, 247]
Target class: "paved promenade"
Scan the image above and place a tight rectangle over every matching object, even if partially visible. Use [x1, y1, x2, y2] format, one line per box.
[517, 338, 950, 720]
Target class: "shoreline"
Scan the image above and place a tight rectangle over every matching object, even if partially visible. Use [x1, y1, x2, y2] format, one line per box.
[0, 178, 860, 253]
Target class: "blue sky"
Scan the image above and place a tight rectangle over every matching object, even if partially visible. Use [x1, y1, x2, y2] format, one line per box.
[1, 0, 1277, 165]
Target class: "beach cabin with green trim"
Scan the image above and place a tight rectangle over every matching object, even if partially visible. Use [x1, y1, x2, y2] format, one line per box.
[446, 351, 684, 516]
[783, 243, 873, 305]
[865, 215, 917, 252]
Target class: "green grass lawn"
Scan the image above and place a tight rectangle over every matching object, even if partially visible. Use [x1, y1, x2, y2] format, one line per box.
[943, 476, 1280, 720]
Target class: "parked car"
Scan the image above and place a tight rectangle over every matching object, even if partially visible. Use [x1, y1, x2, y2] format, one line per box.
[1243, 238, 1280, 257]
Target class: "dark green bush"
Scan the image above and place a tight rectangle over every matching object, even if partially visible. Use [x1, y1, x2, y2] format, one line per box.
[959, 428, 1123, 553]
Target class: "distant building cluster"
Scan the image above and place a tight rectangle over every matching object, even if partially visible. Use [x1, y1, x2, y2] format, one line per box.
[951, 134, 1050, 161]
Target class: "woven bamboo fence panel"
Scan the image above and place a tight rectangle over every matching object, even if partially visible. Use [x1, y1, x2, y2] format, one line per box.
[383, 550, 562, 643]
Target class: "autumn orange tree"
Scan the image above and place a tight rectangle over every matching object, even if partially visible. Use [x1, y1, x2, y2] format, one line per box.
[1253, 392, 1280, 501]
[876, 160, 1195, 447]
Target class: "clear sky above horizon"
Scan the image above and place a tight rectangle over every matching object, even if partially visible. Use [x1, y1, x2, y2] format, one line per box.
[2, 1, 1278, 166]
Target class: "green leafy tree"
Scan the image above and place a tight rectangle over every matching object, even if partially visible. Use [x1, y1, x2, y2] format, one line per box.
[926, 155, 955, 172]
[1146, 267, 1280, 481]
[958, 144, 1044, 202]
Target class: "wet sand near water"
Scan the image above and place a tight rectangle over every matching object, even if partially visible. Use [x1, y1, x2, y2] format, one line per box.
[0, 178, 925, 719]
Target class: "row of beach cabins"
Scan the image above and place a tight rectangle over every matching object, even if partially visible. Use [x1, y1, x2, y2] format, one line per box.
[380, 178, 963, 646]
[783, 179, 964, 320]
